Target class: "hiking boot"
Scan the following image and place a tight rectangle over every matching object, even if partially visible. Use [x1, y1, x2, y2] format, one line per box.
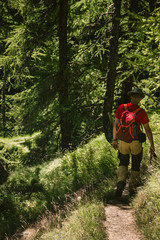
[115, 181, 126, 197]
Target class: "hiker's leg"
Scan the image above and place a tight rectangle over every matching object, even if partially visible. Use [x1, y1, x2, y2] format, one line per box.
[117, 151, 129, 182]
[118, 140, 131, 155]
[129, 141, 143, 195]
[116, 150, 130, 197]
[131, 151, 143, 172]
[130, 140, 142, 156]
[117, 140, 130, 182]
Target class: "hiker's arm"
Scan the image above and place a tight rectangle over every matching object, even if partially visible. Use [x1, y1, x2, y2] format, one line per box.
[143, 123, 155, 154]
[112, 118, 119, 149]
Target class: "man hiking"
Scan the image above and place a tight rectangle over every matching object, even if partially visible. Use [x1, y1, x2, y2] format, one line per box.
[112, 87, 155, 197]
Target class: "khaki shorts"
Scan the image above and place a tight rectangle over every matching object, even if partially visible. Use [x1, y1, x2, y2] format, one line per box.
[118, 140, 142, 155]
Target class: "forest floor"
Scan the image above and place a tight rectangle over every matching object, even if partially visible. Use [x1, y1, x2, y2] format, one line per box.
[103, 186, 143, 240]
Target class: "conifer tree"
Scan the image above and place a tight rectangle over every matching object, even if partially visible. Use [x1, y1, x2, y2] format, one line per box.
[103, 0, 122, 142]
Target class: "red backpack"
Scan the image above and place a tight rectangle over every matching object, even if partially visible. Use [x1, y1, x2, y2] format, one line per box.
[116, 104, 142, 142]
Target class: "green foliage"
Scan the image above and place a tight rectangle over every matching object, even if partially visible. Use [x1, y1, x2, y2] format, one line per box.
[116, 8, 160, 108]
[0, 187, 21, 237]
[39, 201, 106, 240]
[0, 1, 160, 238]
[39, 134, 118, 204]
[0, 134, 117, 237]
[132, 111, 160, 240]
[1, 0, 159, 147]
[0, 132, 48, 169]
[0, 0, 113, 147]
[133, 170, 160, 240]
[61, 135, 117, 188]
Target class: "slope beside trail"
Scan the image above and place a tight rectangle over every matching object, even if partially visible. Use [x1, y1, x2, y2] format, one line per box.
[103, 188, 143, 240]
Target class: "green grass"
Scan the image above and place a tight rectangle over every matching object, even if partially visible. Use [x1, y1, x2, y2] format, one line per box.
[38, 201, 106, 240]
[0, 132, 40, 150]
[1, 110, 158, 239]
[0, 133, 118, 238]
[133, 169, 160, 240]
[0, 132, 41, 167]
[132, 111, 160, 240]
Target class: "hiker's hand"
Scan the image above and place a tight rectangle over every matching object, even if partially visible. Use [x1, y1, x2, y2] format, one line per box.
[150, 145, 155, 155]
[112, 140, 118, 149]
[149, 145, 157, 163]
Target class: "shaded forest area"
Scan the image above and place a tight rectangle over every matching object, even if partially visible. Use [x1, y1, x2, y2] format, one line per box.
[0, 0, 160, 151]
[0, 0, 160, 238]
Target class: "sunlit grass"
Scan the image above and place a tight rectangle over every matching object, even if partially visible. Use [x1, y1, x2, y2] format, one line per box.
[39, 201, 106, 240]
[0, 133, 117, 238]
[40, 158, 62, 175]
[0, 111, 159, 239]
[0, 132, 40, 153]
[132, 112, 160, 240]
[133, 169, 160, 240]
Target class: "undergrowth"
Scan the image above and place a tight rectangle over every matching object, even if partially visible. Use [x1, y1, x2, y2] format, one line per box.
[1, 111, 159, 239]
[133, 169, 160, 240]
[38, 201, 106, 240]
[0, 134, 118, 238]
[132, 111, 160, 240]
[34, 111, 160, 240]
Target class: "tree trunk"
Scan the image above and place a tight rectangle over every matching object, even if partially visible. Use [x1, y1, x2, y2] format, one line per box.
[0, 161, 8, 185]
[58, 0, 71, 151]
[103, 0, 122, 143]
[2, 73, 6, 138]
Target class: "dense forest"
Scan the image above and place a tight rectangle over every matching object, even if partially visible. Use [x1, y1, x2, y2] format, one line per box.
[0, 0, 160, 238]
[0, 0, 159, 150]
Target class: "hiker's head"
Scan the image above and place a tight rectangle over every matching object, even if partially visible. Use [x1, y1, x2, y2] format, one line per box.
[128, 88, 145, 103]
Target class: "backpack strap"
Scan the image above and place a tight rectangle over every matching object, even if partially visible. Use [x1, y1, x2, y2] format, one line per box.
[133, 107, 141, 115]
[123, 104, 128, 111]
[124, 104, 141, 115]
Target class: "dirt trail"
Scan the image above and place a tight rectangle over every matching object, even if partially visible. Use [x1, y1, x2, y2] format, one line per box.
[103, 188, 143, 240]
